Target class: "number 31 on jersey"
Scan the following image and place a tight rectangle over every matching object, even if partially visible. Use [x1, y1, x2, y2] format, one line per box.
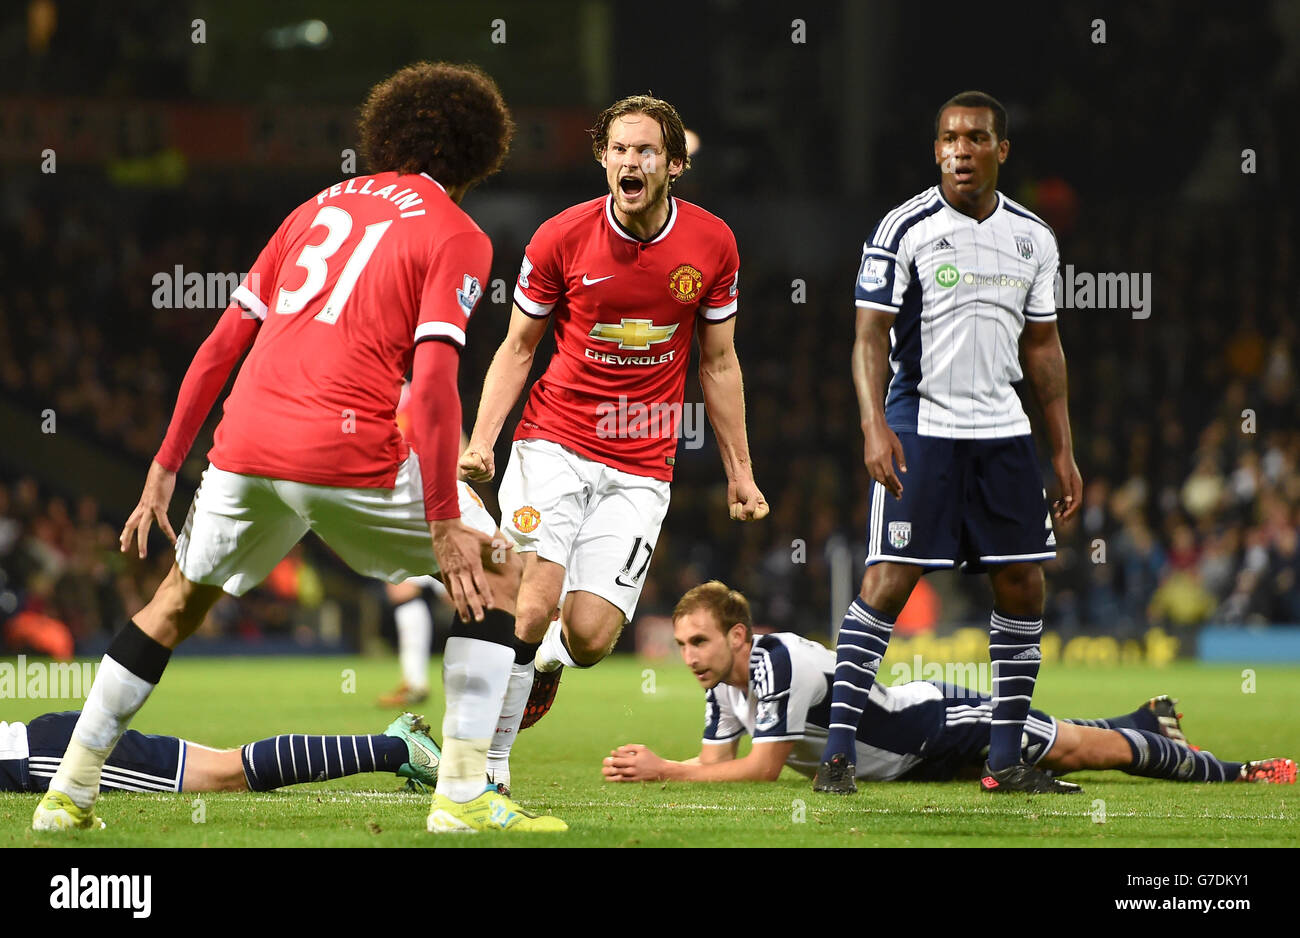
[275, 206, 393, 325]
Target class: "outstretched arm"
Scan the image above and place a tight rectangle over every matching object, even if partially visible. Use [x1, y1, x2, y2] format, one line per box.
[122, 301, 262, 557]
[602, 739, 793, 782]
[459, 305, 549, 482]
[697, 317, 768, 521]
[854, 305, 907, 499]
[1021, 320, 1082, 521]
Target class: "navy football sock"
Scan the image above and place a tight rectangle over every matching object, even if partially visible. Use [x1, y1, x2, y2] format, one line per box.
[1117, 729, 1242, 782]
[240, 734, 408, 791]
[986, 610, 1043, 771]
[821, 598, 894, 762]
[1063, 706, 1160, 733]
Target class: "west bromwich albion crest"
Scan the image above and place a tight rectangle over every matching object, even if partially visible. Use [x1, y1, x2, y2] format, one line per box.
[1014, 235, 1034, 260]
[888, 521, 911, 549]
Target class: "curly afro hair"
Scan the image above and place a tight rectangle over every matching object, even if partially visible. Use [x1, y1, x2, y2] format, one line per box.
[358, 62, 514, 190]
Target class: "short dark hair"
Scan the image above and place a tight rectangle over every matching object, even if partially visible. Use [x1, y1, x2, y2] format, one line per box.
[590, 93, 691, 184]
[358, 62, 514, 189]
[673, 581, 752, 640]
[935, 90, 1007, 141]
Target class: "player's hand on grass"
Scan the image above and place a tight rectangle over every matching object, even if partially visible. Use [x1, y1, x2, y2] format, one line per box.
[729, 478, 769, 521]
[120, 460, 178, 558]
[602, 744, 666, 782]
[863, 419, 906, 499]
[1051, 452, 1083, 522]
[458, 443, 495, 483]
[430, 519, 496, 622]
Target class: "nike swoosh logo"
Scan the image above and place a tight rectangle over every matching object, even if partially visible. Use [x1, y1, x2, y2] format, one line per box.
[582, 274, 615, 285]
[615, 575, 638, 588]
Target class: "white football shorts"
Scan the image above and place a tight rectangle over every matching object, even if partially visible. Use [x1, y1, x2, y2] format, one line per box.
[175, 453, 497, 596]
[496, 438, 670, 621]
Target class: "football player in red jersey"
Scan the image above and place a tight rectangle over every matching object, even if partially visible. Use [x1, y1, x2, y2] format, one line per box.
[35, 64, 564, 834]
[459, 95, 768, 792]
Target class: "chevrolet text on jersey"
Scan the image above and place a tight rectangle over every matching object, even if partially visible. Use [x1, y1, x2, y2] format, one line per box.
[511, 194, 739, 481]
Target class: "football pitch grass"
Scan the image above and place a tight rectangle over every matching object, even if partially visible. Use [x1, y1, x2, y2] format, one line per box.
[4, 655, 1297, 848]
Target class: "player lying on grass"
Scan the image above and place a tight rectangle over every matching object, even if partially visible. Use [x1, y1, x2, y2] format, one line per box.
[5, 712, 440, 799]
[602, 582, 1296, 788]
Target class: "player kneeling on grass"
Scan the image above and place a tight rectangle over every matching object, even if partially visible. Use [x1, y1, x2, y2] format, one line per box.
[5, 712, 441, 803]
[32, 62, 564, 834]
[601, 582, 1296, 789]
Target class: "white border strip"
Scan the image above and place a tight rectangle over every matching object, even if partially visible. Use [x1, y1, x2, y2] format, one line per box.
[513, 286, 554, 317]
[699, 299, 737, 321]
[414, 320, 466, 347]
[231, 283, 267, 320]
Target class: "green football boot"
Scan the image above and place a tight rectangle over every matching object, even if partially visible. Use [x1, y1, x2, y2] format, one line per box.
[384, 712, 441, 789]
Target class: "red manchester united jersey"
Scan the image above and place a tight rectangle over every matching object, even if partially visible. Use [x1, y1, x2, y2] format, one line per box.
[208, 172, 489, 488]
[512, 195, 739, 481]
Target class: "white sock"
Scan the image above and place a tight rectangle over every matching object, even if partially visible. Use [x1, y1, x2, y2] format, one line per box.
[394, 597, 432, 691]
[535, 618, 577, 673]
[50, 656, 156, 807]
[436, 637, 513, 802]
[486, 660, 534, 791]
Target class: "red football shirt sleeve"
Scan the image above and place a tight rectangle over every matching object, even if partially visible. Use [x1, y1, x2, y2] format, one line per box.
[699, 225, 740, 323]
[413, 230, 492, 348]
[153, 230, 284, 472]
[154, 301, 262, 472]
[407, 229, 489, 520]
[229, 224, 283, 322]
[407, 340, 462, 521]
[512, 222, 564, 319]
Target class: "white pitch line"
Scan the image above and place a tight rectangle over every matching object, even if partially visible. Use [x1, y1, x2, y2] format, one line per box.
[58, 792, 1293, 822]
[537, 801, 1294, 821]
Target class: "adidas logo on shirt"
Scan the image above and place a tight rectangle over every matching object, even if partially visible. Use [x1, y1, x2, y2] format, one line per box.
[933, 237, 955, 251]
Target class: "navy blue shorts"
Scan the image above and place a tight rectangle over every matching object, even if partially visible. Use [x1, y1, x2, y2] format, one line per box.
[902, 687, 1058, 781]
[866, 432, 1056, 573]
[15, 712, 186, 794]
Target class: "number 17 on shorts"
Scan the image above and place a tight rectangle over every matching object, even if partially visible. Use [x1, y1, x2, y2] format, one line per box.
[498, 439, 671, 621]
[616, 537, 654, 589]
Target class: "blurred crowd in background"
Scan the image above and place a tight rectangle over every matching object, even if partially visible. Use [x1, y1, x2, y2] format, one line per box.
[2, 184, 1295, 652]
[2, 1, 1296, 654]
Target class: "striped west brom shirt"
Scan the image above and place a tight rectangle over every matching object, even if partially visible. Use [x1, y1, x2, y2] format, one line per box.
[702, 634, 962, 781]
[854, 186, 1059, 439]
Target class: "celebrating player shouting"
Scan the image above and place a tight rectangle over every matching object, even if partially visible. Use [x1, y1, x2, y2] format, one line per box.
[459, 94, 767, 788]
[34, 63, 564, 834]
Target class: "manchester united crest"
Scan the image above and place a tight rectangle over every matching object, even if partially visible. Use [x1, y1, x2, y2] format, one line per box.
[668, 263, 703, 303]
[512, 505, 540, 534]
